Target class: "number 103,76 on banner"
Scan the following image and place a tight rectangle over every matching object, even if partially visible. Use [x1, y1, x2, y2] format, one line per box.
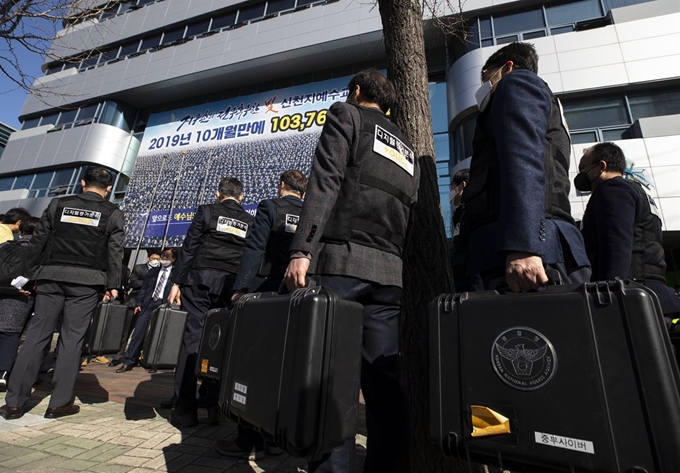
[270, 110, 327, 133]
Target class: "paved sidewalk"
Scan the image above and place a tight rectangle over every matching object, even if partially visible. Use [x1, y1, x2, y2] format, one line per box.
[0, 360, 366, 473]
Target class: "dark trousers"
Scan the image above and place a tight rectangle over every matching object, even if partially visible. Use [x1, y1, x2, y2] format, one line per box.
[123, 299, 164, 366]
[5, 281, 101, 408]
[0, 332, 21, 372]
[111, 307, 138, 362]
[308, 275, 410, 473]
[174, 284, 228, 414]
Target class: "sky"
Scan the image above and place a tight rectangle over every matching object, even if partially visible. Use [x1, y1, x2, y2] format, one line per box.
[0, 47, 44, 130]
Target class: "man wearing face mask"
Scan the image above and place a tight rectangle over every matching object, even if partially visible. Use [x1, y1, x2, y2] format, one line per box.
[0, 167, 123, 420]
[464, 42, 590, 292]
[166, 177, 253, 427]
[577, 142, 680, 324]
[116, 248, 178, 372]
[109, 249, 162, 367]
[449, 169, 471, 292]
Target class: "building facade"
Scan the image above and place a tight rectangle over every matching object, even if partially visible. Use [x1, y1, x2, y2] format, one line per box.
[0, 0, 677, 277]
[0, 123, 16, 159]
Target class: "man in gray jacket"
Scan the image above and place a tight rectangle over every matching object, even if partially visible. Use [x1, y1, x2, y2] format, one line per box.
[0, 167, 124, 420]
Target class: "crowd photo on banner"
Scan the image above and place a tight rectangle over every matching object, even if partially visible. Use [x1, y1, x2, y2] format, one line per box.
[1, 45, 680, 473]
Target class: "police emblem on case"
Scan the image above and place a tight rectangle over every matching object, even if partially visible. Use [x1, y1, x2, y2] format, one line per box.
[492, 327, 556, 391]
[208, 324, 221, 351]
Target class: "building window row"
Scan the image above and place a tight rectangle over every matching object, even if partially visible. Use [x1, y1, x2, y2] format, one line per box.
[47, 0, 337, 75]
[0, 166, 127, 202]
[21, 101, 138, 133]
[453, 0, 653, 59]
[449, 84, 680, 164]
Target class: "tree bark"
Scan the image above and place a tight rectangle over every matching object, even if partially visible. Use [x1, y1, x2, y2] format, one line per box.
[377, 0, 482, 471]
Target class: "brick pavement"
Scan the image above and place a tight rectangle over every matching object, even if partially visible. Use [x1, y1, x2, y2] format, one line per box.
[0, 358, 367, 473]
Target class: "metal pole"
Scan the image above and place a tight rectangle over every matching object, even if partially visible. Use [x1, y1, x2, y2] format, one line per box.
[161, 150, 187, 250]
[197, 147, 215, 206]
[131, 154, 168, 270]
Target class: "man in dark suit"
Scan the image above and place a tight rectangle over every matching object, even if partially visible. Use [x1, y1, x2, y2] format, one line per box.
[463, 42, 590, 291]
[216, 169, 307, 460]
[115, 248, 178, 372]
[285, 69, 419, 473]
[167, 177, 253, 427]
[0, 167, 123, 420]
[576, 142, 680, 323]
[109, 249, 162, 367]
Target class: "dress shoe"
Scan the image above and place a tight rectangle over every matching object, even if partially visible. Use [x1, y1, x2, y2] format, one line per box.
[169, 408, 199, 427]
[0, 405, 25, 420]
[44, 403, 80, 419]
[108, 359, 122, 367]
[159, 394, 177, 409]
[115, 364, 134, 373]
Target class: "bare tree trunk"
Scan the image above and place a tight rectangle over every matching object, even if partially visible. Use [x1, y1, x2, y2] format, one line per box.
[377, 0, 482, 471]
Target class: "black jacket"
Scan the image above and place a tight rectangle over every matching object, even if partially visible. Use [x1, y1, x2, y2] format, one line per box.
[136, 266, 176, 313]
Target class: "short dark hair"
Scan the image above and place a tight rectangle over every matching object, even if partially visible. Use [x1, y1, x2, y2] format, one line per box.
[280, 170, 307, 195]
[347, 69, 396, 113]
[585, 142, 627, 174]
[83, 167, 113, 189]
[218, 177, 243, 199]
[2, 207, 31, 225]
[19, 216, 39, 235]
[451, 169, 469, 186]
[161, 248, 178, 259]
[147, 248, 162, 257]
[483, 42, 539, 75]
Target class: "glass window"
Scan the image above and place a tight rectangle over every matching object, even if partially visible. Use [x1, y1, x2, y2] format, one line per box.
[21, 117, 41, 130]
[119, 1, 133, 14]
[80, 55, 99, 69]
[451, 114, 477, 165]
[162, 26, 185, 44]
[603, 0, 655, 12]
[0, 177, 15, 191]
[77, 104, 99, 122]
[40, 113, 59, 126]
[266, 0, 295, 15]
[546, 0, 602, 26]
[602, 127, 629, 141]
[14, 175, 34, 189]
[238, 4, 266, 22]
[570, 131, 598, 144]
[46, 63, 63, 74]
[523, 30, 546, 39]
[100, 48, 119, 62]
[493, 9, 544, 37]
[136, 0, 155, 6]
[429, 83, 449, 134]
[562, 96, 629, 130]
[51, 169, 74, 187]
[186, 19, 210, 37]
[434, 133, 450, 165]
[479, 17, 493, 38]
[56, 109, 78, 126]
[119, 41, 140, 57]
[496, 35, 519, 45]
[100, 5, 119, 20]
[628, 88, 680, 120]
[551, 25, 574, 35]
[211, 11, 237, 30]
[481, 38, 494, 47]
[32, 172, 52, 189]
[140, 34, 162, 51]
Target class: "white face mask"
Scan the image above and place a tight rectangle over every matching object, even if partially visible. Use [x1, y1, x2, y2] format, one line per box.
[475, 80, 494, 112]
[148, 260, 160, 268]
[160, 260, 172, 268]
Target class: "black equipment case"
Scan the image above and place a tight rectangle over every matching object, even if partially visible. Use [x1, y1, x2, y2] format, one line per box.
[141, 304, 187, 371]
[86, 301, 128, 356]
[428, 279, 680, 473]
[220, 286, 364, 459]
[196, 307, 232, 380]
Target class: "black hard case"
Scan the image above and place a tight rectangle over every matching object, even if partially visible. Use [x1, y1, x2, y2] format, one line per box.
[141, 304, 187, 370]
[196, 307, 231, 380]
[428, 280, 680, 473]
[220, 287, 364, 459]
[87, 301, 128, 355]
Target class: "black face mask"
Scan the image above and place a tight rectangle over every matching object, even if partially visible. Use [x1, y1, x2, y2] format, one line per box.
[573, 163, 600, 192]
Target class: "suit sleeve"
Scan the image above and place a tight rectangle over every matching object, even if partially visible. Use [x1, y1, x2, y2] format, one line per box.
[291, 102, 356, 256]
[233, 199, 276, 292]
[491, 71, 551, 256]
[23, 200, 57, 278]
[136, 269, 155, 308]
[129, 265, 146, 290]
[592, 181, 637, 280]
[173, 205, 208, 285]
[106, 209, 125, 289]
